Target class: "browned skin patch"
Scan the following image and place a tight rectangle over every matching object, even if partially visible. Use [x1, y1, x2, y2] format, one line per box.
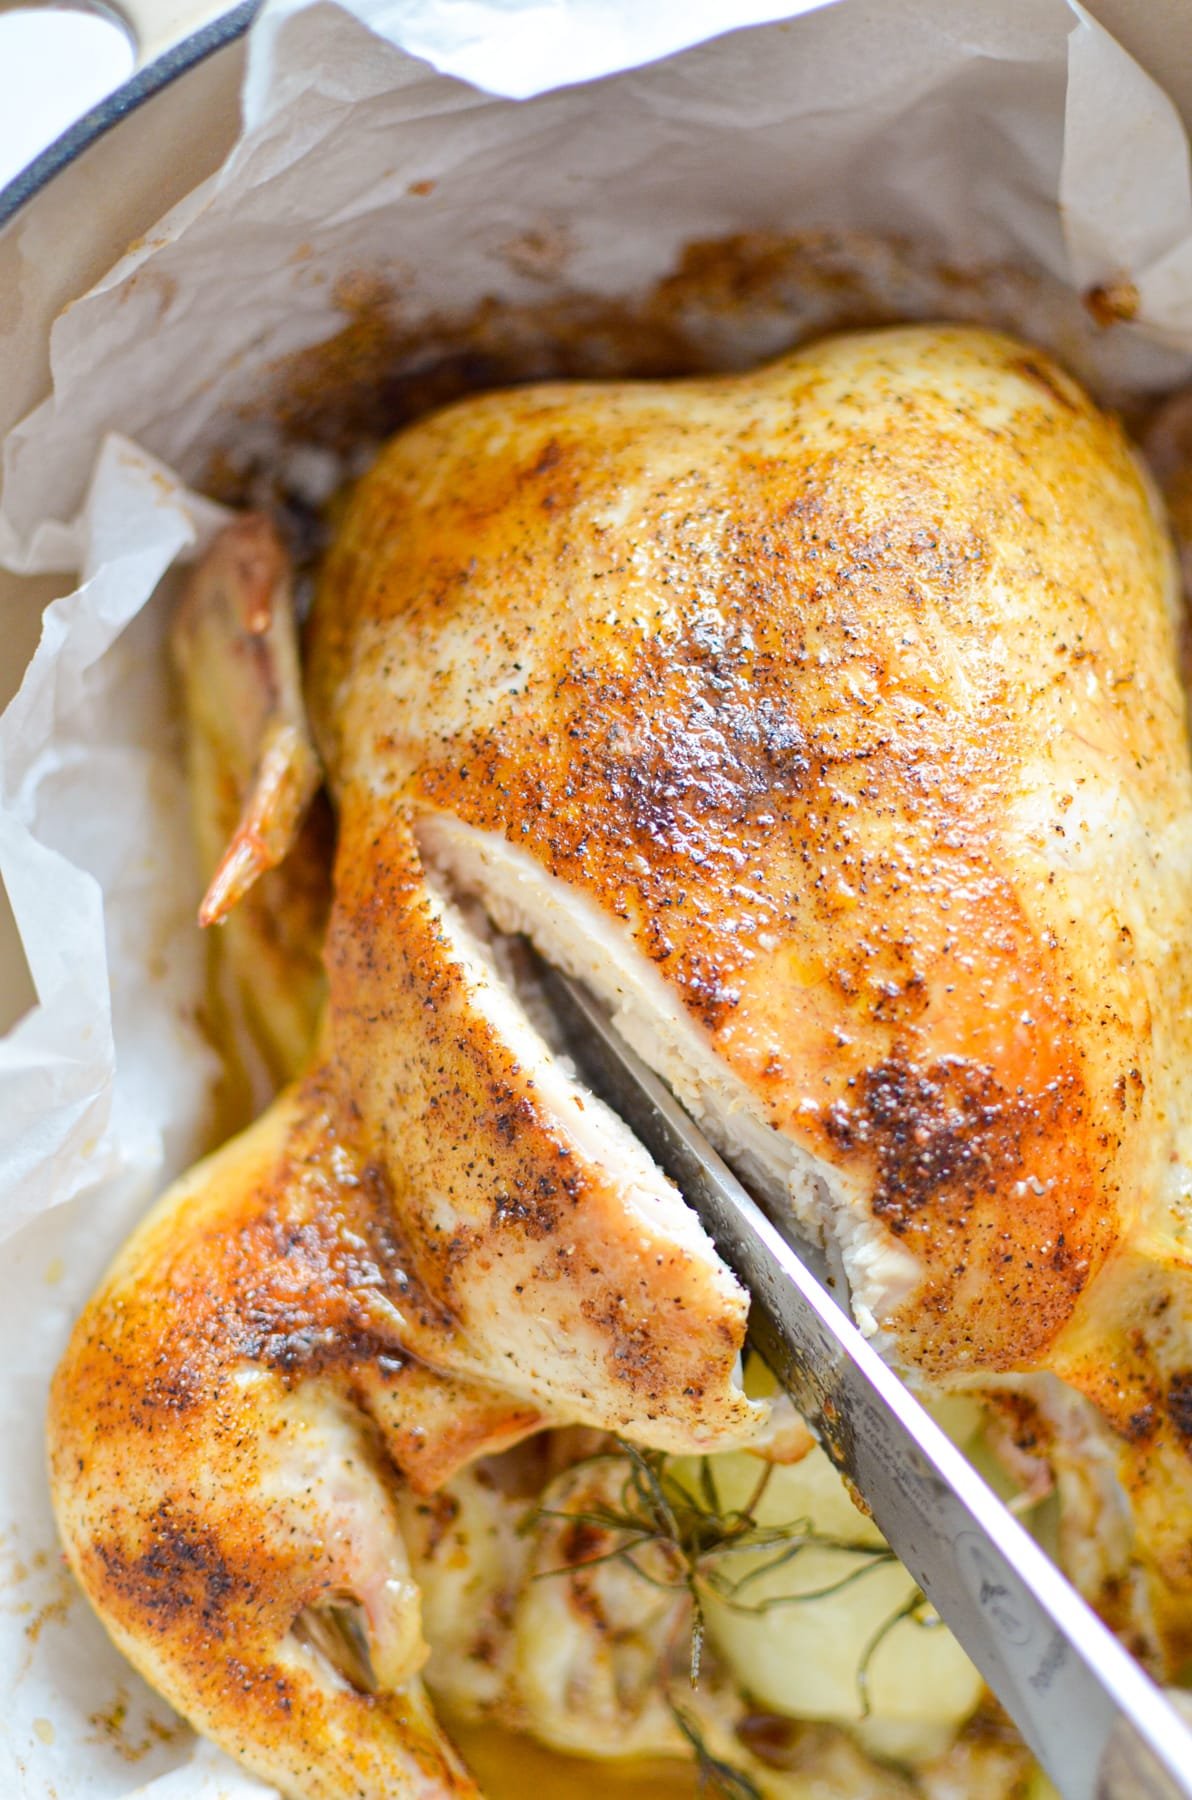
[52, 1069, 541, 1491]
[1169, 1372, 1192, 1449]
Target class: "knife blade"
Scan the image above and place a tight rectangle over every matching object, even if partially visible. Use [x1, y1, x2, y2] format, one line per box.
[538, 964, 1192, 1800]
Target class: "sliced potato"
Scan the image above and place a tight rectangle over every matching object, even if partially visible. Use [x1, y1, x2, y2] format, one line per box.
[672, 1449, 984, 1756]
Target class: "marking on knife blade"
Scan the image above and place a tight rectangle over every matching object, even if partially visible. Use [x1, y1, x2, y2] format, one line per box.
[954, 1531, 1034, 1647]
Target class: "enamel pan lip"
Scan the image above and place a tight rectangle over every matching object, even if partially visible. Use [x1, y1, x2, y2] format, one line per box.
[0, 0, 258, 234]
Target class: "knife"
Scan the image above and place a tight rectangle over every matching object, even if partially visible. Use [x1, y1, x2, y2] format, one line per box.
[538, 965, 1192, 1800]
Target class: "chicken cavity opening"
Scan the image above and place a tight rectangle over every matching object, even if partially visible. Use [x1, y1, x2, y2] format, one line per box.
[415, 813, 921, 1336]
[293, 1593, 379, 1695]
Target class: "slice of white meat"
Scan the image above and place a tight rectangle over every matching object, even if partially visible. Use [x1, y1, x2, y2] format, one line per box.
[417, 811, 919, 1335]
[323, 790, 765, 1452]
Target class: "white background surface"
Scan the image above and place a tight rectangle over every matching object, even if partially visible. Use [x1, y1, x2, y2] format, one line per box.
[0, 10, 134, 191]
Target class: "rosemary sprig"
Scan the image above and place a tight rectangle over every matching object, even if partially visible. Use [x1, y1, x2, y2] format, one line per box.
[666, 1698, 763, 1800]
[855, 1588, 943, 1718]
[532, 1439, 902, 1689]
[532, 1437, 942, 1789]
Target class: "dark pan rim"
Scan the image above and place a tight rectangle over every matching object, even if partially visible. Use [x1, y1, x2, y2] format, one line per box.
[0, 0, 259, 234]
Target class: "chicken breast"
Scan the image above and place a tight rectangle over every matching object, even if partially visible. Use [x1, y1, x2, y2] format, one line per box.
[321, 786, 760, 1447]
[308, 324, 1192, 1669]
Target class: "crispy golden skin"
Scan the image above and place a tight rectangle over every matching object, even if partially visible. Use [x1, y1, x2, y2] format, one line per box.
[50, 477, 761, 1797]
[50, 325, 1192, 1798]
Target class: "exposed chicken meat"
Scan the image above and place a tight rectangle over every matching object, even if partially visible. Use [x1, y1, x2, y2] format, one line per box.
[323, 790, 760, 1447]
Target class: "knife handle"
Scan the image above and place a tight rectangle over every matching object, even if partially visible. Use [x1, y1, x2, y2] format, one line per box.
[1097, 1706, 1192, 1798]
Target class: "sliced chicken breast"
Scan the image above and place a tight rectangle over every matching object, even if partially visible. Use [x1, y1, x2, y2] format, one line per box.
[323, 789, 762, 1449]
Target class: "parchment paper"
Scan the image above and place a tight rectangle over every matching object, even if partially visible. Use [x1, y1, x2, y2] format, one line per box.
[3, 0, 1192, 1792]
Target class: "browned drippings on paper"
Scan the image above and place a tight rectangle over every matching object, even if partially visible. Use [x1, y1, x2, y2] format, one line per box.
[1085, 276, 1141, 328]
[87, 1688, 190, 1765]
[204, 228, 1153, 561]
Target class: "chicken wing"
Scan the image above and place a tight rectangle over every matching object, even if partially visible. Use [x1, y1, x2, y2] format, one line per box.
[172, 513, 329, 1083]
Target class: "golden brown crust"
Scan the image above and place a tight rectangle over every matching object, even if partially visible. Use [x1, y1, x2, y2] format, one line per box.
[48, 1076, 536, 1797]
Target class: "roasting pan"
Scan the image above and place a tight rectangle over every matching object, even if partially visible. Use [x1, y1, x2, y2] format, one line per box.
[3, 2, 1192, 1794]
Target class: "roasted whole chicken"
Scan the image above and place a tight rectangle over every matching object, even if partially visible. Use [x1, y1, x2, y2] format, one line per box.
[48, 325, 1192, 1798]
